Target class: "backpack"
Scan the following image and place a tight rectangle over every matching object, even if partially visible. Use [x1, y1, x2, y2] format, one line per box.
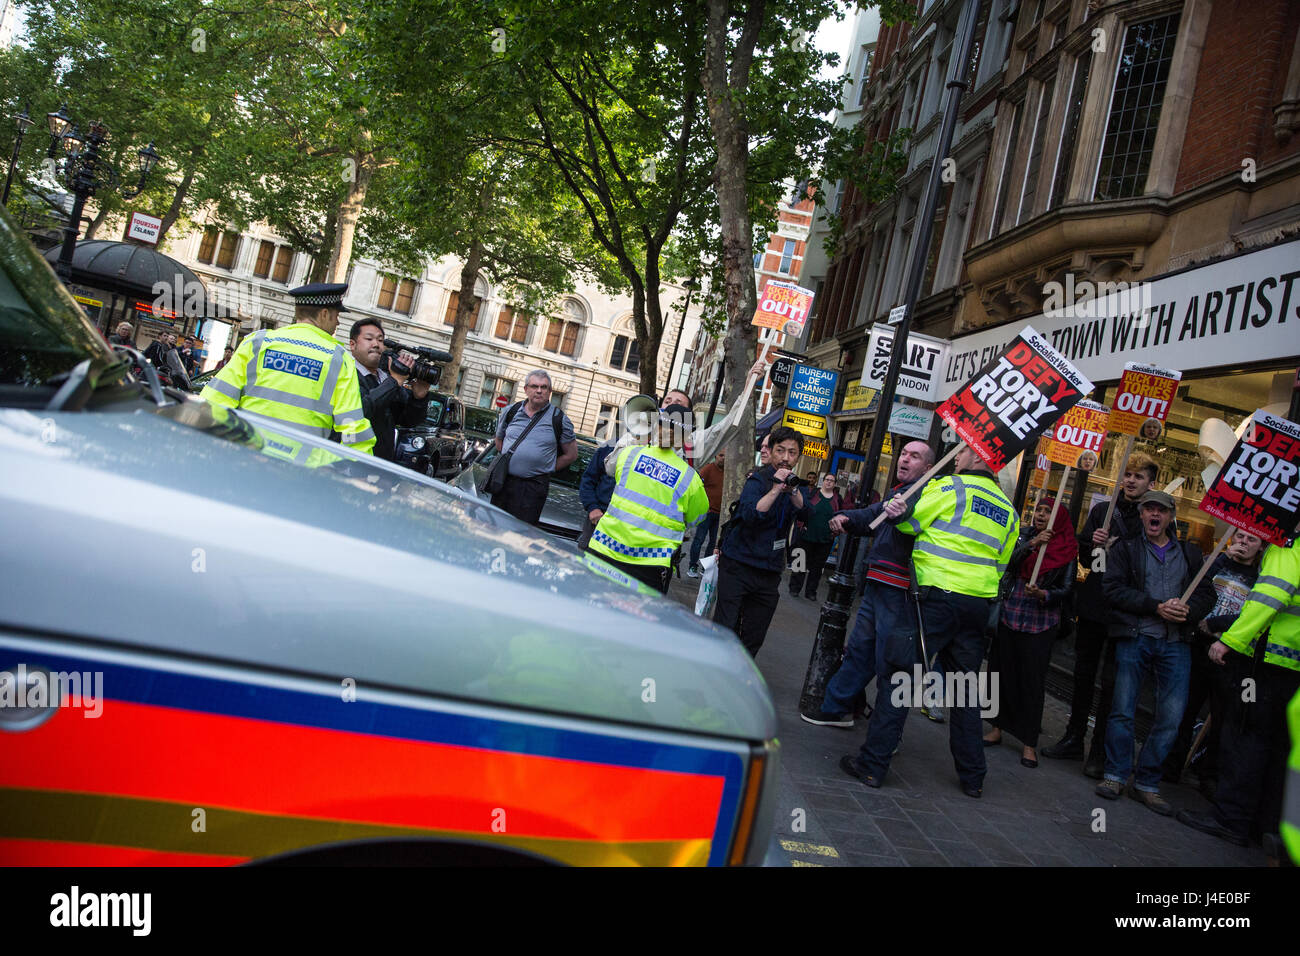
[503, 401, 563, 449]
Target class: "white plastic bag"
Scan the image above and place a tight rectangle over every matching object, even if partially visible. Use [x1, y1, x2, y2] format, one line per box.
[694, 553, 719, 617]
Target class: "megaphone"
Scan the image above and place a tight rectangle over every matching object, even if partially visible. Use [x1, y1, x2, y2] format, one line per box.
[621, 394, 659, 440]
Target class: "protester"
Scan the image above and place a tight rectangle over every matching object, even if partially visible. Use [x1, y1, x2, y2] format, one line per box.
[1096, 489, 1215, 814]
[687, 448, 724, 577]
[1178, 538, 1299, 854]
[983, 495, 1078, 767]
[578, 441, 617, 551]
[802, 441, 935, 729]
[1042, 452, 1158, 776]
[788, 473, 841, 601]
[713, 426, 809, 656]
[215, 345, 234, 371]
[107, 321, 134, 347]
[1161, 528, 1264, 789]
[493, 370, 578, 526]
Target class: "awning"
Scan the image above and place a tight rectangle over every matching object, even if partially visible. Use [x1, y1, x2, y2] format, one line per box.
[43, 239, 223, 318]
[755, 407, 783, 436]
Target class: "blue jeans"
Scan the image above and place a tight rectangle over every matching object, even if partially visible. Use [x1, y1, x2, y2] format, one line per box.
[823, 583, 905, 715]
[859, 588, 991, 790]
[1104, 634, 1191, 792]
[689, 513, 719, 567]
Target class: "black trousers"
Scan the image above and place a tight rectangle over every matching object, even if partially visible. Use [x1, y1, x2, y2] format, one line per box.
[988, 621, 1058, 748]
[789, 539, 833, 597]
[1161, 640, 1222, 780]
[586, 549, 670, 594]
[713, 555, 781, 657]
[1211, 652, 1300, 838]
[1066, 616, 1118, 749]
[492, 473, 550, 526]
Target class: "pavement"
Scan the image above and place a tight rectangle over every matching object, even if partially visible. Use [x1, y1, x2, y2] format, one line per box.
[666, 565, 1267, 867]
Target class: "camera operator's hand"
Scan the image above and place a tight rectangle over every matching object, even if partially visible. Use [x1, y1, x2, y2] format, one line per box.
[771, 467, 793, 493]
[395, 350, 430, 399]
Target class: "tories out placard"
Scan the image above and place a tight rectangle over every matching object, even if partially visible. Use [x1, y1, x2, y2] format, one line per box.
[752, 280, 815, 336]
[1109, 362, 1182, 437]
[937, 326, 1093, 472]
[1199, 410, 1300, 545]
[1046, 399, 1110, 469]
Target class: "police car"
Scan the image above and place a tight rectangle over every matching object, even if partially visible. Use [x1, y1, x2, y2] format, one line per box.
[0, 206, 781, 866]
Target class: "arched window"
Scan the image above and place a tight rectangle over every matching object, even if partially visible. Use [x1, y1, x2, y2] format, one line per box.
[543, 298, 585, 357]
[607, 315, 640, 374]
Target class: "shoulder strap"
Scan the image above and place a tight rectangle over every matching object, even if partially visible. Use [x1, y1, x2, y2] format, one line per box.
[504, 401, 522, 430]
[504, 402, 546, 455]
[551, 405, 563, 447]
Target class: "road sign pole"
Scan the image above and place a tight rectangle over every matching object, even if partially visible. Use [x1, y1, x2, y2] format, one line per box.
[798, 0, 982, 719]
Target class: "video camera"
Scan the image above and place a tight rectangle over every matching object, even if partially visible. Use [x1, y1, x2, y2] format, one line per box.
[761, 465, 806, 489]
[382, 340, 453, 387]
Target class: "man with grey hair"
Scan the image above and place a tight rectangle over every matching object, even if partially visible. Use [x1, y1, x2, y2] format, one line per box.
[492, 369, 578, 526]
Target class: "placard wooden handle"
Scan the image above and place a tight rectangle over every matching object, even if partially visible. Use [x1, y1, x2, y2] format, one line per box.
[868, 443, 965, 530]
[1028, 465, 1070, 587]
[1180, 528, 1233, 605]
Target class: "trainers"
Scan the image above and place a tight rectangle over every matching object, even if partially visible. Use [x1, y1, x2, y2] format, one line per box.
[800, 708, 853, 728]
[1127, 785, 1174, 817]
[686, 564, 701, 578]
[839, 754, 881, 788]
[921, 704, 946, 723]
[1095, 779, 1123, 800]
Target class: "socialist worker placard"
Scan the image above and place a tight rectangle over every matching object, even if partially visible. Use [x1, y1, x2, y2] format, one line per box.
[1199, 410, 1300, 545]
[1109, 362, 1182, 437]
[937, 326, 1094, 473]
[1046, 399, 1110, 468]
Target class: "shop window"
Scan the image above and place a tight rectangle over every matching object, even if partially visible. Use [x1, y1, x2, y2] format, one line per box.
[1093, 13, 1181, 202]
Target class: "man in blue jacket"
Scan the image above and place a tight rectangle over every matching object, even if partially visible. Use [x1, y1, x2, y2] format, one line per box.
[713, 426, 810, 657]
[577, 443, 617, 550]
[801, 440, 935, 727]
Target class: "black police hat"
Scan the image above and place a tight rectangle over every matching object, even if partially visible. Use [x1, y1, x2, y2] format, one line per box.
[288, 282, 349, 308]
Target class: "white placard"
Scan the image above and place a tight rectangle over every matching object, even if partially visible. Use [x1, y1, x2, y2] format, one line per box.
[888, 403, 935, 440]
[127, 212, 163, 245]
[861, 323, 952, 402]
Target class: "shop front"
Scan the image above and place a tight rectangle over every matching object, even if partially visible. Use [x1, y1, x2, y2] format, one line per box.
[827, 382, 881, 495]
[942, 236, 1300, 548]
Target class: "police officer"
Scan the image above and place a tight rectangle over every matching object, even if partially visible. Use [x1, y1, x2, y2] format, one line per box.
[200, 283, 375, 456]
[1178, 537, 1300, 852]
[840, 445, 1019, 798]
[587, 403, 710, 594]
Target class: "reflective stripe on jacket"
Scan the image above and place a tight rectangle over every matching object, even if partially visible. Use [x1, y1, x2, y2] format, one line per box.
[588, 445, 709, 567]
[1222, 540, 1300, 673]
[200, 323, 376, 455]
[1285, 687, 1300, 864]
[893, 471, 1020, 598]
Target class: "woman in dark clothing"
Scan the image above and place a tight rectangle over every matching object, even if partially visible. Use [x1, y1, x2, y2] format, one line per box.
[789, 473, 842, 600]
[1161, 528, 1265, 788]
[983, 496, 1078, 767]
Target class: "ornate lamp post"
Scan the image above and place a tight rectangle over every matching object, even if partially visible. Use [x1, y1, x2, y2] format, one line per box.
[2, 108, 35, 207]
[44, 109, 159, 283]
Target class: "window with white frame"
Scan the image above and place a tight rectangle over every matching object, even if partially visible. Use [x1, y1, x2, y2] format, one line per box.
[609, 334, 640, 374]
[595, 403, 617, 440]
[778, 238, 795, 274]
[479, 376, 515, 409]
[377, 275, 417, 314]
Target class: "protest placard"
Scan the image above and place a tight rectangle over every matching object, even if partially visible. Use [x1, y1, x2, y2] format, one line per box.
[1109, 362, 1182, 437]
[752, 280, 815, 336]
[936, 325, 1093, 473]
[1199, 410, 1300, 546]
[1046, 399, 1110, 468]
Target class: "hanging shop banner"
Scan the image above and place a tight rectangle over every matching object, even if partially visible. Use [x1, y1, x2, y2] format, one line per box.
[752, 280, 815, 336]
[786, 365, 838, 416]
[770, 357, 795, 388]
[937, 325, 1093, 473]
[938, 237, 1300, 399]
[888, 403, 935, 440]
[782, 408, 828, 439]
[1198, 410, 1300, 545]
[1046, 399, 1110, 469]
[1109, 363, 1182, 437]
[841, 384, 878, 413]
[801, 437, 830, 460]
[862, 323, 951, 402]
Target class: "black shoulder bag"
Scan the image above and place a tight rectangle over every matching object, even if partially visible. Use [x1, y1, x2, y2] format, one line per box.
[479, 402, 546, 496]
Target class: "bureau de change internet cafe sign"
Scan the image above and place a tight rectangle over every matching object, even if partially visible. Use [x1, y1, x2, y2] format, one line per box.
[786, 365, 838, 416]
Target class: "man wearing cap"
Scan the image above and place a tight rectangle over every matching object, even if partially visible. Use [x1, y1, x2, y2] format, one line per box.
[1096, 488, 1216, 815]
[200, 283, 375, 456]
[588, 402, 710, 594]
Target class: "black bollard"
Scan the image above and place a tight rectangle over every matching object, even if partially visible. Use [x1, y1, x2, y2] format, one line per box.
[798, 533, 860, 716]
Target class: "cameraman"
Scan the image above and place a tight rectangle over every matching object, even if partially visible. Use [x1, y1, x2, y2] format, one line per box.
[713, 425, 810, 657]
[349, 317, 430, 462]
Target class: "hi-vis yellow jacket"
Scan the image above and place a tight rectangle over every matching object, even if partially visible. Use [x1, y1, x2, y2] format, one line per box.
[1222, 540, 1300, 674]
[589, 444, 709, 567]
[894, 471, 1020, 598]
[201, 324, 375, 455]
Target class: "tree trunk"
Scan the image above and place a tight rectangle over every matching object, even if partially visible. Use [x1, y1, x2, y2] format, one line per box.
[83, 203, 111, 240]
[326, 140, 374, 283]
[443, 236, 484, 397]
[638, 247, 665, 396]
[309, 211, 337, 283]
[156, 145, 202, 245]
[702, 0, 763, 513]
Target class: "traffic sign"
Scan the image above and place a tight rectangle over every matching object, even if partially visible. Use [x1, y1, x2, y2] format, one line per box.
[494, 395, 509, 409]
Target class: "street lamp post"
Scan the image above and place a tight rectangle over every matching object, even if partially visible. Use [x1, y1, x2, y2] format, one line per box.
[2, 108, 34, 207]
[44, 110, 159, 284]
[582, 358, 601, 435]
[660, 277, 699, 397]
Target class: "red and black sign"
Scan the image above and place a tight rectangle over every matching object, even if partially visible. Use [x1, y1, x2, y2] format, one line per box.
[937, 325, 1093, 473]
[1199, 410, 1300, 546]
